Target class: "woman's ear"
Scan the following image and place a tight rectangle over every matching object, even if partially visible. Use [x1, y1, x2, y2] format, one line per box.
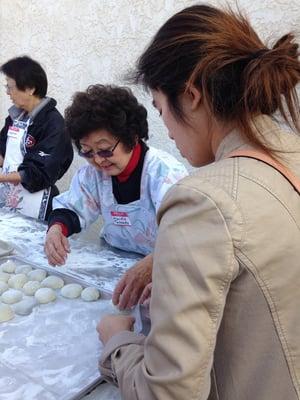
[187, 85, 202, 111]
[25, 87, 35, 96]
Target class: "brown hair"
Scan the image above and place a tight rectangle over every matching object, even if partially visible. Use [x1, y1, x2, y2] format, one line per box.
[132, 4, 300, 153]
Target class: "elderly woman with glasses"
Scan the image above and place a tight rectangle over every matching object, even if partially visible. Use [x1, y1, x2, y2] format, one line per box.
[44, 84, 187, 309]
[0, 56, 73, 220]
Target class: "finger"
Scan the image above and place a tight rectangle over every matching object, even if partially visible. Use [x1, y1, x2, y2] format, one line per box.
[126, 316, 136, 330]
[44, 243, 59, 266]
[119, 286, 139, 310]
[45, 235, 66, 260]
[139, 287, 150, 305]
[62, 236, 70, 253]
[127, 289, 142, 309]
[142, 297, 151, 307]
[112, 278, 126, 306]
[52, 241, 68, 261]
[139, 283, 152, 304]
[46, 242, 66, 266]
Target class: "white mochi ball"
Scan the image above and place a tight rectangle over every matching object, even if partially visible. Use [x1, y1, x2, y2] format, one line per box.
[0, 272, 10, 283]
[1, 260, 17, 273]
[23, 281, 41, 296]
[41, 275, 64, 289]
[1, 289, 23, 304]
[15, 264, 32, 274]
[35, 288, 56, 304]
[0, 281, 9, 295]
[61, 283, 83, 299]
[28, 269, 47, 282]
[81, 287, 100, 302]
[13, 297, 37, 316]
[0, 303, 14, 322]
[8, 273, 28, 289]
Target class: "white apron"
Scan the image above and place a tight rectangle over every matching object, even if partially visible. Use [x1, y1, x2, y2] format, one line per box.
[0, 116, 50, 220]
[99, 171, 157, 255]
[53, 146, 188, 255]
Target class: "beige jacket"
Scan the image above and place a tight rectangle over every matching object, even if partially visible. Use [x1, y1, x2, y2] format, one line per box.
[100, 116, 300, 400]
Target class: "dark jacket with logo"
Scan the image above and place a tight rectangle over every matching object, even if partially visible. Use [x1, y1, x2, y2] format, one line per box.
[0, 98, 73, 217]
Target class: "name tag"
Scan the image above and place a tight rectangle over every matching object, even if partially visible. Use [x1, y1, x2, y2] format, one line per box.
[7, 126, 21, 139]
[7, 120, 28, 139]
[111, 211, 131, 226]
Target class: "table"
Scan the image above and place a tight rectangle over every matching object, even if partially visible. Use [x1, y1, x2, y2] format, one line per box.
[0, 210, 141, 400]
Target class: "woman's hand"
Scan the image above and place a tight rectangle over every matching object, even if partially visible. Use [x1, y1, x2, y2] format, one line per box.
[112, 254, 153, 310]
[139, 282, 152, 306]
[44, 224, 70, 266]
[97, 314, 135, 345]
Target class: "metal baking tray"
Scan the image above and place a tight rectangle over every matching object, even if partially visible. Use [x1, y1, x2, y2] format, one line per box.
[0, 255, 116, 400]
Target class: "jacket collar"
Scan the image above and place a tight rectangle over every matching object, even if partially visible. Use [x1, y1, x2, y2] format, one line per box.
[215, 115, 285, 162]
[8, 97, 56, 123]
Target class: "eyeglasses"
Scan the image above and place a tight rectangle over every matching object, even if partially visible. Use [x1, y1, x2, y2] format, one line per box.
[78, 139, 120, 159]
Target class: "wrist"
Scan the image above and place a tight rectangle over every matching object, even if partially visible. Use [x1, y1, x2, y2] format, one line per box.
[49, 222, 68, 237]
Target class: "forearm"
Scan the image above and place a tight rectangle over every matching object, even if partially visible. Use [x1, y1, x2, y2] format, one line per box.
[0, 154, 3, 167]
[0, 171, 21, 184]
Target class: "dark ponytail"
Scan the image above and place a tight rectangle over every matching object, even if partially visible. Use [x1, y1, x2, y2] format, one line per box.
[132, 5, 300, 153]
[243, 33, 300, 125]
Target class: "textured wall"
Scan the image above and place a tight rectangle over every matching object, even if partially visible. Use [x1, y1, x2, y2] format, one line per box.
[0, 0, 299, 189]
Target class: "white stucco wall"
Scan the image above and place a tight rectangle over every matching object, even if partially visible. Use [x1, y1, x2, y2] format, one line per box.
[0, 0, 299, 188]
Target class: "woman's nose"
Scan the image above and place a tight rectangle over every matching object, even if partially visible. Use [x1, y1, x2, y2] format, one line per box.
[93, 153, 105, 164]
[168, 131, 174, 140]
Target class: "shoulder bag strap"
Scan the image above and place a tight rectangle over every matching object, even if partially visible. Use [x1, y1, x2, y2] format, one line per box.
[227, 149, 300, 194]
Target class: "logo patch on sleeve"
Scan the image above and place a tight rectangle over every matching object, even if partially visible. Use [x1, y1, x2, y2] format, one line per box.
[25, 135, 36, 148]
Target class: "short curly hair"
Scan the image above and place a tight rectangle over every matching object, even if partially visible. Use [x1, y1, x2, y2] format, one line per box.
[65, 84, 149, 151]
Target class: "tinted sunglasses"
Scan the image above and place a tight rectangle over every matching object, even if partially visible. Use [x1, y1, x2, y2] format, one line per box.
[78, 139, 120, 159]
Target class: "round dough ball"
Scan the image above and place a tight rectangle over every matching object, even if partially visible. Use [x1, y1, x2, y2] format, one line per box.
[0, 303, 14, 322]
[15, 264, 32, 274]
[28, 269, 47, 282]
[0, 281, 9, 295]
[13, 297, 37, 316]
[1, 289, 23, 304]
[0, 272, 10, 283]
[41, 275, 64, 289]
[61, 283, 83, 299]
[81, 287, 100, 302]
[35, 288, 56, 304]
[1, 260, 16, 273]
[23, 280, 41, 296]
[8, 273, 28, 289]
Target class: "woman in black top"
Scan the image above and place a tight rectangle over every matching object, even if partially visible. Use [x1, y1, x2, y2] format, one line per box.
[0, 55, 73, 220]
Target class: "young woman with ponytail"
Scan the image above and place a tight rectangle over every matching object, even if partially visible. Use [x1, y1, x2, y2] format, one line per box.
[97, 5, 300, 399]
